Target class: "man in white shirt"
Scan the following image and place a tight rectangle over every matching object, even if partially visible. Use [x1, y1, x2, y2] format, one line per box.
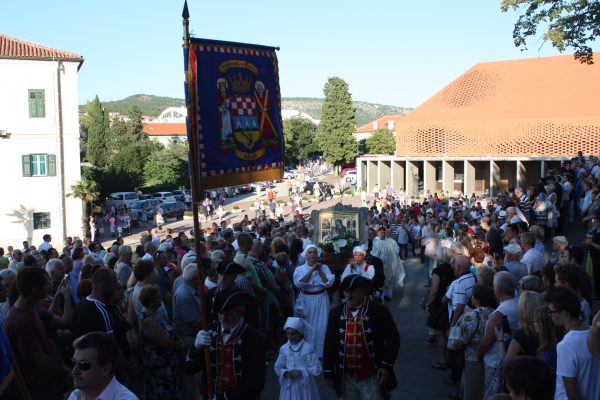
[68, 332, 138, 399]
[547, 287, 600, 400]
[519, 232, 545, 274]
[38, 234, 53, 252]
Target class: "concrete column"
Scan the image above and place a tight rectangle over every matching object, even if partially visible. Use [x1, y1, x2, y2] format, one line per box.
[541, 160, 546, 177]
[464, 160, 475, 196]
[490, 160, 500, 196]
[406, 160, 419, 198]
[516, 160, 526, 189]
[442, 160, 454, 193]
[424, 161, 436, 195]
[380, 161, 391, 189]
[357, 160, 363, 190]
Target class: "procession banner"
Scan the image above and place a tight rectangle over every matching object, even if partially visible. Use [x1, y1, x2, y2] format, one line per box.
[184, 38, 284, 190]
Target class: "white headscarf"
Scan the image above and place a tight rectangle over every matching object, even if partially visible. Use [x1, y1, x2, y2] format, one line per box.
[352, 245, 367, 256]
[301, 244, 321, 259]
[284, 317, 312, 337]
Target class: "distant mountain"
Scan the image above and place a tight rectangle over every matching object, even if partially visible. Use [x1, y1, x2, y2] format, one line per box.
[84, 94, 412, 126]
[282, 97, 412, 126]
[88, 94, 186, 117]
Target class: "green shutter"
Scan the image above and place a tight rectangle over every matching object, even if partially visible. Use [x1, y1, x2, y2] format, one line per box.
[47, 154, 56, 176]
[22, 155, 32, 176]
[37, 90, 45, 117]
[28, 90, 45, 118]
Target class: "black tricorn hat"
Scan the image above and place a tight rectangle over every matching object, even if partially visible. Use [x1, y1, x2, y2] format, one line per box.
[212, 288, 255, 313]
[340, 275, 372, 292]
[217, 261, 245, 275]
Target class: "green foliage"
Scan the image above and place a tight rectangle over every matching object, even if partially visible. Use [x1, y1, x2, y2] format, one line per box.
[283, 117, 319, 166]
[81, 96, 111, 167]
[144, 143, 190, 188]
[365, 128, 396, 155]
[67, 178, 99, 217]
[316, 77, 358, 165]
[501, 0, 600, 64]
[99, 94, 186, 117]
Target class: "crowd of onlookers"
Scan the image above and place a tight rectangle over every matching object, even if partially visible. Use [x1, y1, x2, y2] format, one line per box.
[1, 154, 600, 400]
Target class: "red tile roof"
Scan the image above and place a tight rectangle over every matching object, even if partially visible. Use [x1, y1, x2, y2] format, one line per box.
[143, 123, 187, 136]
[396, 53, 600, 157]
[355, 115, 403, 133]
[0, 34, 83, 61]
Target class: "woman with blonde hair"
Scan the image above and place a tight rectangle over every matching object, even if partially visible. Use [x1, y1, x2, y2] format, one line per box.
[501, 291, 546, 363]
[533, 305, 561, 376]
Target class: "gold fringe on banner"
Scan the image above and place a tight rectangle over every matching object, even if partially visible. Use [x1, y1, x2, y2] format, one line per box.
[201, 167, 283, 190]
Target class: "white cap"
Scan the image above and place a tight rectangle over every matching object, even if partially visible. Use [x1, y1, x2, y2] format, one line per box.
[504, 243, 522, 255]
[352, 245, 367, 256]
[284, 317, 312, 336]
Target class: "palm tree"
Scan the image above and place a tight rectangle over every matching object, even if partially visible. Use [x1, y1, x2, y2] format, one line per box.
[68, 179, 100, 234]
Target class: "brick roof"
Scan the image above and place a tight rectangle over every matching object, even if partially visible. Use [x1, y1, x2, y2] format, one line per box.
[0, 34, 82, 61]
[355, 115, 403, 133]
[396, 53, 600, 157]
[143, 123, 187, 136]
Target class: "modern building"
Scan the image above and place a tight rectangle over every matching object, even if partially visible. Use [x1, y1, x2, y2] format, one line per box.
[357, 53, 600, 196]
[0, 34, 84, 248]
[354, 114, 403, 141]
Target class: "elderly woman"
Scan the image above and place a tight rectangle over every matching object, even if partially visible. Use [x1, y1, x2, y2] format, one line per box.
[293, 244, 335, 358]
[139, 285, 183, 399]
[129, 259, 169, 331]
[340, 245, 374, 281]
[549, 236, 568, 265]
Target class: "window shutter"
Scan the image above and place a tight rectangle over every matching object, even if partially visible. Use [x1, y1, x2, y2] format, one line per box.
[47, 154, 56, 176]
[28, 91, 36, 117]
[22, 155, 32, 176]
[37, 90, 45, 118]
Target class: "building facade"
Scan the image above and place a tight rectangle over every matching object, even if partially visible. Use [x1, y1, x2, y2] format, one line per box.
[0, 34, 84, 248]
[357, 53, 600, 196]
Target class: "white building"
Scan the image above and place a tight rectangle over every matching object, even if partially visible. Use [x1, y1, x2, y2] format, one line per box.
[0, 34, 84, 249]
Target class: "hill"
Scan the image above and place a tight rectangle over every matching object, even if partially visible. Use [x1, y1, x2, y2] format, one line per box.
[89, 94, 186, 117]
[83, 94, 412, 126]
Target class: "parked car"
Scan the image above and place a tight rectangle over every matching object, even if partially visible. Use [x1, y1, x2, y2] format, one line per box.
[153, 191, 176, 202]
[157, 201, 187, 220]
[283, 170, 296, 179]
[340, 168, 356, 177]
[130, 199, 162, 221]
[304, 181, 334, 195]
[106, 192, 140, 209]
[172, 189, 192, 203]
[139, 194, 153, 200]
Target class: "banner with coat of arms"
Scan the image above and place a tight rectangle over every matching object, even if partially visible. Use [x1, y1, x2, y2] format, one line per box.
[184, 38, 284, 190]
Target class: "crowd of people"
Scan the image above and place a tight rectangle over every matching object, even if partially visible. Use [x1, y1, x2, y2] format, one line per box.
[1, 154, 600, 400]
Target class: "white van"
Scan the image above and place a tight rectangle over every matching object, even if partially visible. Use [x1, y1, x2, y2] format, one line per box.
[106, 192, 139, 209]
[153, 192, 176, 202]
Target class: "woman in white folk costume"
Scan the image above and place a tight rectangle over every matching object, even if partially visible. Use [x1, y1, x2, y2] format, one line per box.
[274, 317, 322, 400]
[370, 226, 405, 299]
[341, 246, 375, 281]
[293, 244, 335, 358]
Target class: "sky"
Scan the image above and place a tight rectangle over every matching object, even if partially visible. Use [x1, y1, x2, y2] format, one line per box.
[0, 0, 573, 108]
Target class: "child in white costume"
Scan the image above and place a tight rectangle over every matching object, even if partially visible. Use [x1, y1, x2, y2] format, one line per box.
[274, 317, 322, 400]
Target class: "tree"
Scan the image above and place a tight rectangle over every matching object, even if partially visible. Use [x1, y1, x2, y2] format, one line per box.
[365, 128, 396, 155]
[67, 178, 99, 234]
[501, 0, 600, 64]
[81, 96, 111, 167]
[144, 143, 190, 188]
[315, 77, 357, 166]
[283, 117, 319, 166]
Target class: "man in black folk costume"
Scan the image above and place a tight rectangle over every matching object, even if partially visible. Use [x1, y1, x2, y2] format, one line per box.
[323, 275, 400, 400]
[185, 287, 266, 400]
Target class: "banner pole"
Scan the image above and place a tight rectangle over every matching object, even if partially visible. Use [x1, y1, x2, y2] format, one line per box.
[182, 2, 213, 398]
